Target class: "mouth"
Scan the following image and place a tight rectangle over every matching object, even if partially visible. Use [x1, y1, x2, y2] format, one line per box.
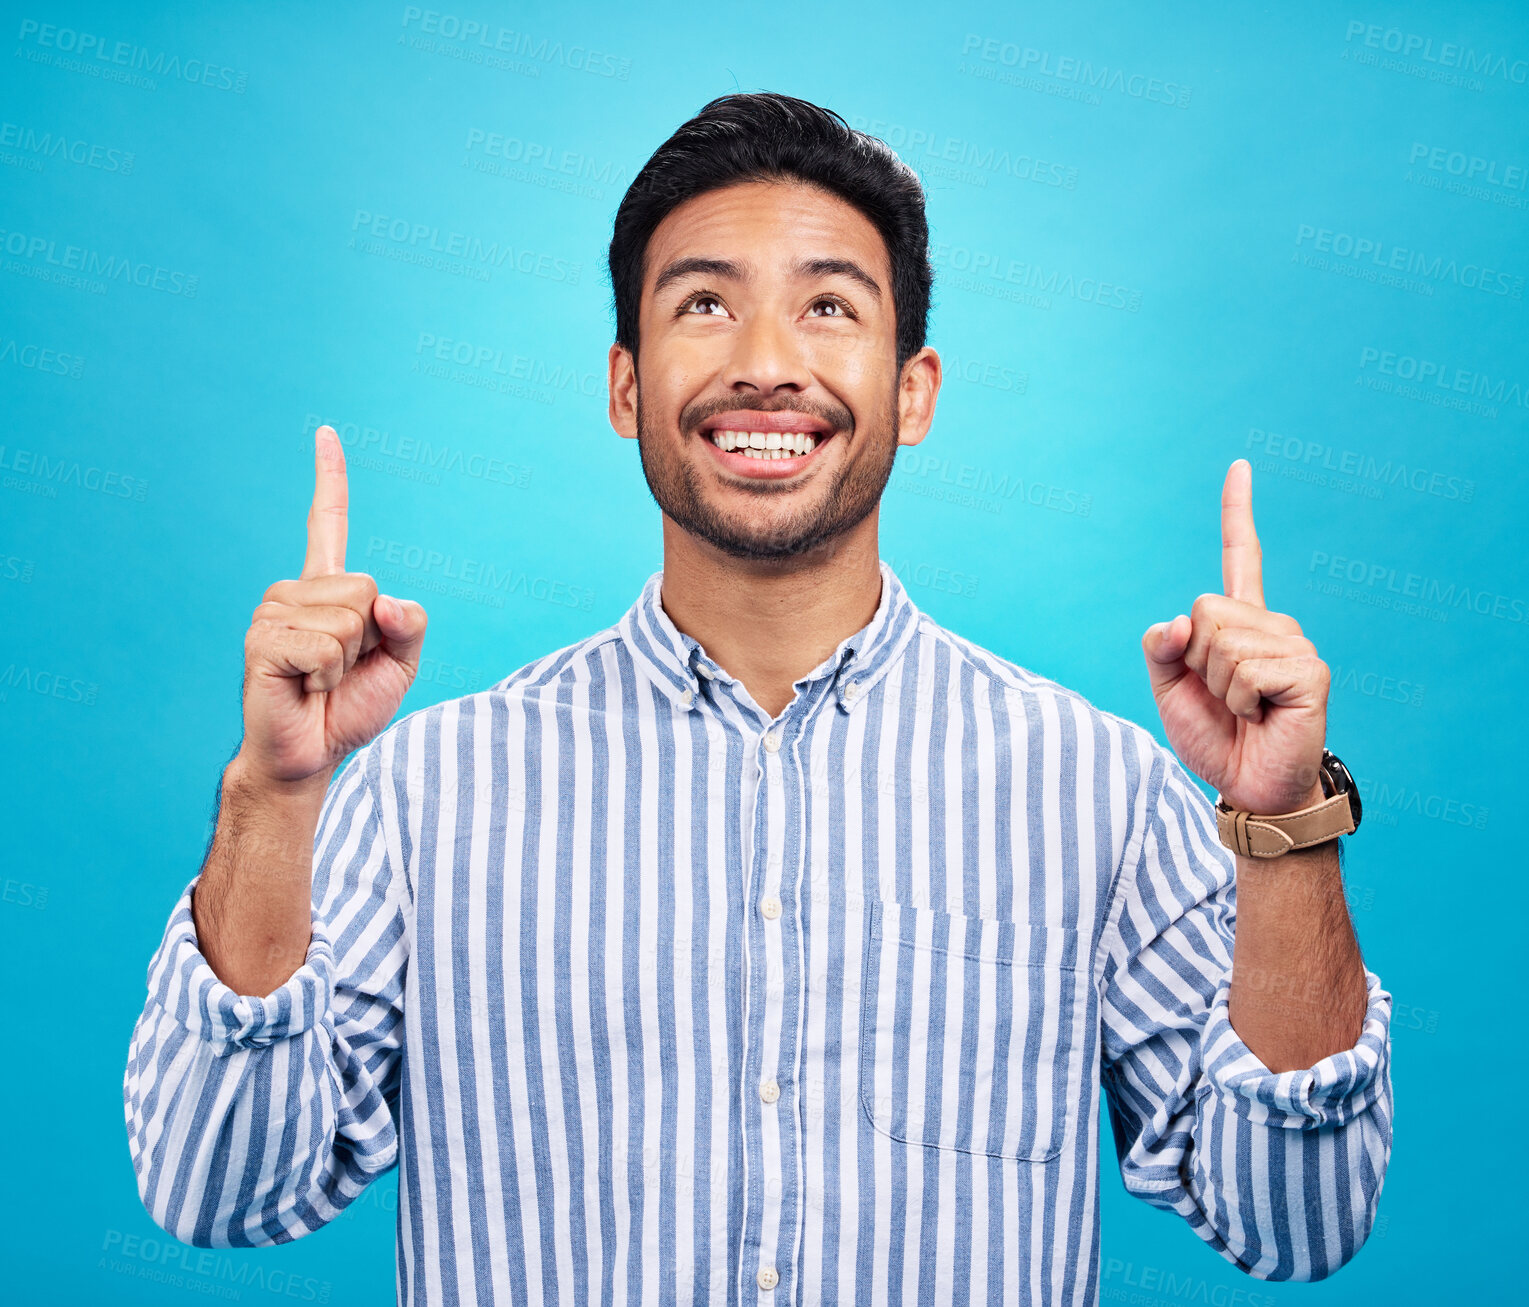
[698, 412, 838, 480]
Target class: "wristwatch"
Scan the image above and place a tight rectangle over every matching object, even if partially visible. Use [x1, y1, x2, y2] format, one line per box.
[1214, 748, 1362, 859]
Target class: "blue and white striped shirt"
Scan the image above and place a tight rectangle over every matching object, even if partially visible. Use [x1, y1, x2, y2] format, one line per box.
[125, 560, 1393, 1306]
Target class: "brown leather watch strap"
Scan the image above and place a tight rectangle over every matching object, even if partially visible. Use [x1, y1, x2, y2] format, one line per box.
[1214, 790, 1357, 858]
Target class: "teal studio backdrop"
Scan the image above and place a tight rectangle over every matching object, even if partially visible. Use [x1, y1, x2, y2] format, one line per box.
[3, 1, 1525, 1303]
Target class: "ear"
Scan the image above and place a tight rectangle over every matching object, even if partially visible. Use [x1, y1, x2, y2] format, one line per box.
[609, 342, 638, 440]
[895, 346, 941, 449]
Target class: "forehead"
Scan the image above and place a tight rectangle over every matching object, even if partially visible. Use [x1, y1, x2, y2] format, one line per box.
[642, 178, 891, 296]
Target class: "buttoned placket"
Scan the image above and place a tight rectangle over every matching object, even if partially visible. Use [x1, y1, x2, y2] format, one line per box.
[677, 651, 856, 1304]
[655, 587, 905, 1303]
[752, 708, 789, 1300]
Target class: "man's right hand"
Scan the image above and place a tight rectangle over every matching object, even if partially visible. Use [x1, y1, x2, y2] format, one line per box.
[237, 425, 428, 789]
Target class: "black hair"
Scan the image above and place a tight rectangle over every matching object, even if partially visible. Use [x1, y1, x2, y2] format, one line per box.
[607, 92, 933, 371]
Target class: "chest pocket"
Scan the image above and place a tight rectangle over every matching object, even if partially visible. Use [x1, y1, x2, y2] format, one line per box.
[858, 898, 1093, 1163]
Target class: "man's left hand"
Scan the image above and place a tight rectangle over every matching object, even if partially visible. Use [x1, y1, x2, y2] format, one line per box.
[1142, 459, 1329, 816]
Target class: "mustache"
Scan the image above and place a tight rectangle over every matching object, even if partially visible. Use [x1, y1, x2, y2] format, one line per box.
[681, 394, 854, 434]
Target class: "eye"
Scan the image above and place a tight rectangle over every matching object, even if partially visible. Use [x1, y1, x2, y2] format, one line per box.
[677, 291, 729, 316]
[809, 295, 856, 319]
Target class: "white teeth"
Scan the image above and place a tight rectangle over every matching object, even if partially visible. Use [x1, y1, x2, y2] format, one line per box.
[708, 429, 823, 457]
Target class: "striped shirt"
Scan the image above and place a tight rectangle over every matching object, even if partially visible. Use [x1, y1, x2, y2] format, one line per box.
[124, 559, 1393, 1306]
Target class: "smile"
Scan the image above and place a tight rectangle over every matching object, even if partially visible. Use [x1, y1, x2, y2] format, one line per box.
[707, 429, 823, 458]
[699, 427, 837, 480]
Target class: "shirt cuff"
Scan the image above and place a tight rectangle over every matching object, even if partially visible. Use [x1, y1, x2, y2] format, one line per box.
[144, 873, 334, 1055]
[1200, 966, 1392, 1129]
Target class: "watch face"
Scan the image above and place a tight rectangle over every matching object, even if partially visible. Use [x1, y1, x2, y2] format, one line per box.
[1322, 749, 1362, 831]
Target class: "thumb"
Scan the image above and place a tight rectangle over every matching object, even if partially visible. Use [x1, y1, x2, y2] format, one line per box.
[1142, 614, 1190, 698]
[375, 595, 428, 672]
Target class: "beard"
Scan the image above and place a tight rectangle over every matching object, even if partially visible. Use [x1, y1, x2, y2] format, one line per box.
[634, 382, 900, 562]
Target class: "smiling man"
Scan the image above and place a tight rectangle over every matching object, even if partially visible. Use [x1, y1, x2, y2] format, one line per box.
[125, 94, 1392, 1305]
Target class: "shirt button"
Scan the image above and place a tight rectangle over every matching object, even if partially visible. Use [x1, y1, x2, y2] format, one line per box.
[757, 1266, 779, 1291]
[678, 687, 694, 708]
[760, 896, 782, 920]
[696, 664, 714, 680]
[763, 727, 782, 753]
[842, 680, 860, 703]
[759, 1079, 780, 1104]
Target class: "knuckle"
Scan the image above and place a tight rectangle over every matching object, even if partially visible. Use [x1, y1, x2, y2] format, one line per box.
[318, 634, 345, 670]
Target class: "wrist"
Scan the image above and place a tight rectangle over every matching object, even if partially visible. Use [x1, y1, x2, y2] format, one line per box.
[1288, 781, 1327, 812]
[225, 751, 334, 809]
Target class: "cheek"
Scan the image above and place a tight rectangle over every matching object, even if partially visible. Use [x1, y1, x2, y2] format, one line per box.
[637, 349, 712, 419]
[652, 340, 725, 395]
[801, 337, 889, 397]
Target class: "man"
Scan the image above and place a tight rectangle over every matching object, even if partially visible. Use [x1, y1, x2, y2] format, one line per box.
[125, 93, 1391, 1305]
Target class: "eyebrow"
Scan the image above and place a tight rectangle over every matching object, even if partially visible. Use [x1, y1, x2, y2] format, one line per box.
[651, 254, 883, 302]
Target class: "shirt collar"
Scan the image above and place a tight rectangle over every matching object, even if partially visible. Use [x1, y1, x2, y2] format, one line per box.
[618, 559, 922, 715]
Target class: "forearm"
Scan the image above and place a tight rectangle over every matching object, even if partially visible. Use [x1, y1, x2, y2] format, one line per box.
[192, 752, 332, 996]
[1109, 745, 1392, 1282]
[127, 751, 404, 1248]
[1227, 792, 1368, 1071]
[126, 877, 399, 1249]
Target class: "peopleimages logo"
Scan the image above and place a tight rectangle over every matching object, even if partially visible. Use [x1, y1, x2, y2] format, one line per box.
[959, 34, 1192, 107]
[399, 7, 632, 79]
[1246, 426, 1476, 502]
[413, 333, 605, 402]
[1343, 21, 1528, 85]
[1358, 346, 1529, 412]
[0, 443, 149, 500]
[1101, 1258, 1279, 1307]
[349, 210, 581, 284]
[0, 664, 98, 706]
[1407, 142, 1527, 191]
[1309, 550, 1526, 623]
[15, 18, 249, 92]
[1293, 224, 1523, 298]
[0, 121, 135, 173]
[304, 415, 533, 490]
[364, 537, 596, 612]
[461, 129, 623, 188]
[0, 336, 84, 378]
[0, 227, 199, 296]
[99, 1229, 331, 1301]
[1356, 779, 1488, 832]
[930, 241, 1142, 311]
[846, 114, 1079, 190]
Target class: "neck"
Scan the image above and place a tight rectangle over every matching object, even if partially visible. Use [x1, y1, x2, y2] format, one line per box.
[657, 513, 884, 720]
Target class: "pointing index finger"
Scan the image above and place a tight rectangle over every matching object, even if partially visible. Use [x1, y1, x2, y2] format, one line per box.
[1221, 458, 1265, 608]
[302, 425, 348, 579]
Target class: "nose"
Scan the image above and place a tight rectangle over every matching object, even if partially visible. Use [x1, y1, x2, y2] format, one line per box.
[721, 308, 811, 394]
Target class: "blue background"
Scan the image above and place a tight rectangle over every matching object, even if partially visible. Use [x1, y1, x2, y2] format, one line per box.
[4, 1, 1525, 1302]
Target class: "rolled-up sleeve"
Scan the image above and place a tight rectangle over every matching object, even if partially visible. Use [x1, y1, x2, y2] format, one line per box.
[123, 745, 409, 1248]
[1099, 734, 1393, 1282]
